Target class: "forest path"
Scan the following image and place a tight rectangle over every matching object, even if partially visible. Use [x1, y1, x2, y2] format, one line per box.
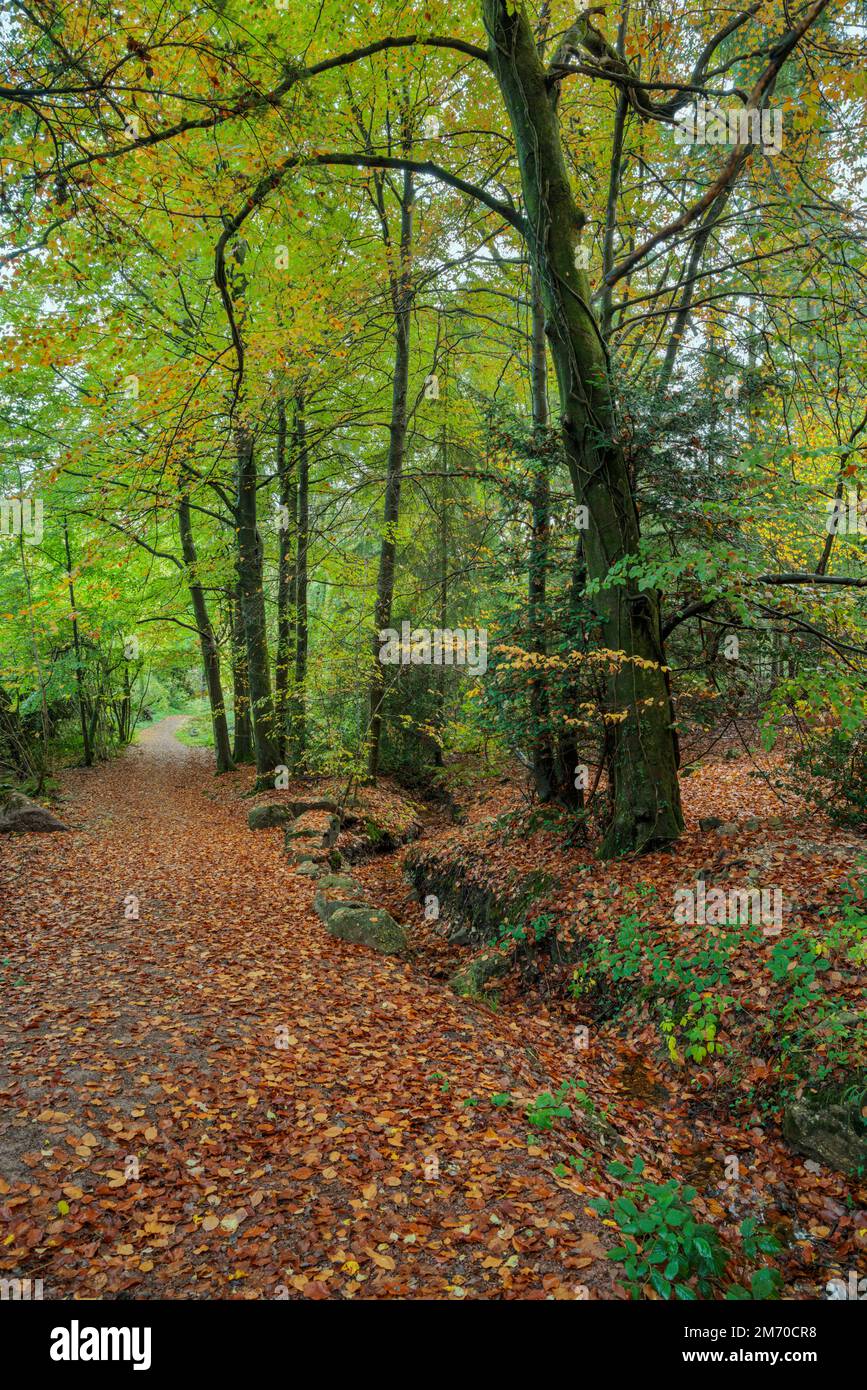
[0, 720, 609, 1299]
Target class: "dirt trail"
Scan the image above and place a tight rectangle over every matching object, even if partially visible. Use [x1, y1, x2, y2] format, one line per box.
[0, 720, 609, 1299]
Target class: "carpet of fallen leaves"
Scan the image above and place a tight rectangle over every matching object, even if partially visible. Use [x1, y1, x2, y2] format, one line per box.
[0, 717, 619, 1300]
[357, 742, 867, 1298]
[2, 719, 865, 1300]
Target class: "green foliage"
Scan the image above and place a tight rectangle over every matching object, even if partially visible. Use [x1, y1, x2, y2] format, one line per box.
[592, 1158, 782, 1301]
[569, 879, 867, 1083]
[763, 675, 867, 828]
[525, 1082, 575, 1131]
[491, 913, 552, 949]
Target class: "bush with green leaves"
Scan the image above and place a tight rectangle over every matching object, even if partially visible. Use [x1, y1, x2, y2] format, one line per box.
[763, 673, 867, 828]
[569, 908, 741, 1063]
[525, 1081, 575, 1132]
[523, 1078, 602, 1137]
[491, 913, 552, 949]
[568, 874, 867, 1084]
[591, 1158, 782, 1300]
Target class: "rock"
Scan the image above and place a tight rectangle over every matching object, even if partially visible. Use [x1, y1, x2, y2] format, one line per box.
[449, 948, 511, 998]
[315, 893, 370, 924]
[448, 926, 473, 946]
[248, 804, 292, 831]
[316, 874, 365, 894]
[699, 816, 724, 832]
[290, 799, 341, 817]
[287, 839, 325, 861]
[326, 907, 407, 955]
[285, 810, 340, 847]
[295, 860, 325, 878]
[327, 849, 344, 871]
[0, 793, 68, 833]
[714, 822, 739, 837]
[250, 801, 343, 832]
[783, 1083, 867, 1175]
[313, 874, 370, 923]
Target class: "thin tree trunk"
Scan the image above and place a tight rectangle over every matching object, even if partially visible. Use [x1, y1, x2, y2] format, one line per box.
[368, 166, 414, 780]
[231, 584, 254, 763]
[483, 0, 683, 856]
[600, 16, 629, 339]
[235, 425, 280, 782]
[556, 540, 588, 810]
[435, 415, 448, 767]
[177, 484, 233, 773]
[292, 397, 309, 765]
[274, 396, 295, 761]
[63, 517, 92, 766]
[527, 266, 556, 801]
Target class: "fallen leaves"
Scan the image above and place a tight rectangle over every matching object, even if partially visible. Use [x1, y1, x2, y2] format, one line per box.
[0, 731, 617, 1300]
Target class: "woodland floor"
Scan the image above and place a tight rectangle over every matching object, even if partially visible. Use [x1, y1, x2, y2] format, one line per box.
[0, 718, 865, 1300]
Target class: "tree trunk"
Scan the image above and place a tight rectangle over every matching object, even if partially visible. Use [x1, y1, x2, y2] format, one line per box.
[367, 167, 414, 780]
[177, 485, 233, 773]
[274, 396, 295, 761]
[527, 266, 556, 801]
[63, 518, 93, 766]
[555, 539, 588, 810]
[235, 425, 280, 782]
[292, 397, 309, 765]
[231, 583, 254, 763]
[483, 0, 683, 856]
[435, 414, 448, 767]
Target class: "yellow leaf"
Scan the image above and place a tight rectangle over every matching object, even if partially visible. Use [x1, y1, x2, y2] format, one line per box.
[367, 1248, 395, 1271]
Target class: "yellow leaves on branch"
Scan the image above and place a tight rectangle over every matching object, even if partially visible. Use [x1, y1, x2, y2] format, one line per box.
[493, 643, 670, 675]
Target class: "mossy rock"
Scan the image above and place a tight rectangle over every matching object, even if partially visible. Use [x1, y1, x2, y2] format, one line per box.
[783, 1078, 867, 1175]
[248, 804, 292, 831]
[313, 874, 369, 923]
[0, 792, 68, 833]
[287, 847, 327, 866]
[284, 812, 340, 848]
[326, 907, 407, 956]
[295, 861, 325, 879]
[316, 874, 365, 895]
[449, 948, 512, 998]
[314, 893, 370, 924]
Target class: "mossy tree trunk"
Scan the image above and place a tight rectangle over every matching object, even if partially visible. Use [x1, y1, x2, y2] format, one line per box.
[483, 0, 683, 856]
